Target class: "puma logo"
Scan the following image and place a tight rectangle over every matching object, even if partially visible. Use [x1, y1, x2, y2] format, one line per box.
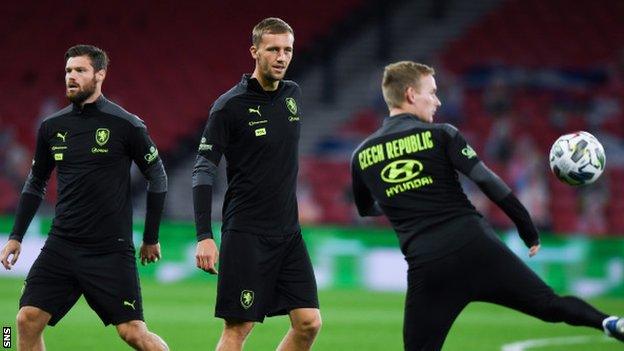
[248, 106, 261, 116]
[123, 300, 136, 310]
[56, 132, 67, 142]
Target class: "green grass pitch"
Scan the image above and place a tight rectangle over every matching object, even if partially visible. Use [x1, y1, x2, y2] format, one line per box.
[1, 278, 622, 350]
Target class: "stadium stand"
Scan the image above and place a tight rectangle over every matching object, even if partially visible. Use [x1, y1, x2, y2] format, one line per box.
[304, 0, 624, 233]
[2, 0, 622, 235]
[0, 0, 364, 209]
[0, 0, 362, 151]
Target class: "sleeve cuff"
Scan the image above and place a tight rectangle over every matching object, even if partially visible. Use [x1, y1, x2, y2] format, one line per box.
[8, 234, 23, 243]
[197, 233, 214, 241]
[142, 237, 159, 245]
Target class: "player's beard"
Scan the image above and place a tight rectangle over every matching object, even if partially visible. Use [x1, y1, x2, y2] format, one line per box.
[66, 76, 97, 105]
[262, 61, 286, 83]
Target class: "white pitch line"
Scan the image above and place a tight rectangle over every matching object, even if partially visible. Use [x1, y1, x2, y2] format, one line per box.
[501, 335, 614, 351]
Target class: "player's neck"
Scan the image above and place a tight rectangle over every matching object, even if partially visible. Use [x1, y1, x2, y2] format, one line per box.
[80, 91, 103, 107]
[389, 107, 426, 122]
[389, 107, 415, 118]
[251, 71, 279, 91]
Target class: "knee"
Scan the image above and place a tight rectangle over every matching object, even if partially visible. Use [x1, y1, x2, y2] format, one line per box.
[16, 309, 35, 329]
[16, 307, 48, 333]
[292, 313, 322, 339]
[117, 320, 148, 346]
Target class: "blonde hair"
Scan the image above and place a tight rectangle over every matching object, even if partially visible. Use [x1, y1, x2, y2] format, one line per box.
[382, 61, 435, 109]
[252, 18, 294, 47]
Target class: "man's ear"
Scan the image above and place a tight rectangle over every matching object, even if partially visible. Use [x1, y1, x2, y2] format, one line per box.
[405, 86, 416, 104]
[250, 45, 258, 60]
[95, 69, 106, 83]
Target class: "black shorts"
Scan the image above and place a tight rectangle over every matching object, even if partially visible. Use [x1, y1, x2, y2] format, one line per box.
[215, 230, 319, 322]
[20, 238, 143, 326]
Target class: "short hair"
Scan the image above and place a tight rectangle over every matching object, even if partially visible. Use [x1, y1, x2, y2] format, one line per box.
[382, 61, 435, 109]
[252, 17, 294, 47]
[64, 45, 109, 71]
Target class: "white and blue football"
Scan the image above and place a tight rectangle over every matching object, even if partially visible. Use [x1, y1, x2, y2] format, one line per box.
[549, 131, 606, 186]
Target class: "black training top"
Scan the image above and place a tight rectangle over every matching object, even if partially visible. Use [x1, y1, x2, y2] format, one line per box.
[351, 114, 488, 261]
[193, 74, 302, 236]
[10, 95, 167, 249]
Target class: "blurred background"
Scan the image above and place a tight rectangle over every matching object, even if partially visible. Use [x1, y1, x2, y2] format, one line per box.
[1, 0, 623, 349]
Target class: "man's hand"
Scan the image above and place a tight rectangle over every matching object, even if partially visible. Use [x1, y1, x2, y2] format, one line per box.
[196, 238, 219, 274]
[139, 243, 162, 266]
[1, 239, 22, 270]
[529, 244, 541, 258]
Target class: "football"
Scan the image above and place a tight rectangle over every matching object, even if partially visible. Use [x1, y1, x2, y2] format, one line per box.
[549, 131, 606, 186]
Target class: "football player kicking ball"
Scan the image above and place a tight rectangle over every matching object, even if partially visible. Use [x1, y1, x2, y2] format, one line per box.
[351, 60, 624, 350]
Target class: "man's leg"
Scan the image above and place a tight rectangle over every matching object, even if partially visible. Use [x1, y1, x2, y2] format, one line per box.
[214, 231, 263, 350]
[403, 296, 466, 351]
[216, 319, 255, 351]
[18, 243, 81, 351]
[78, 249, 170, 349]
[277, 308, 322, 351]
[116, 320, 168, 351]
[16, 306, 50, 351]
[271, 232, 321, 351]
[403, 256, 469, 351]
[474, 233, 608, 330]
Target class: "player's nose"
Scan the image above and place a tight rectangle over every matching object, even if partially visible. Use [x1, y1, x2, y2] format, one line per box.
[66, 71, 78, 81]
[277, 50, 287, 61]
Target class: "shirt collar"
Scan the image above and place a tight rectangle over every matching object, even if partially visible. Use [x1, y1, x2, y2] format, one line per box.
[383, 113, 421, 126]
[241, 74, 284, 94]
[72, 94, 106, 113]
